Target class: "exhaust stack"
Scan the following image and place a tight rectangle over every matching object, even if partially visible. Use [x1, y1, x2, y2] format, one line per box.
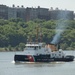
[46, 43, 60, 51]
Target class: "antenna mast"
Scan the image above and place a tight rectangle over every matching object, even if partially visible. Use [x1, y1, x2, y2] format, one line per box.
[36, 24, 42, 43]
[39, 26, 42, 42]
[36, 26, 39, 43]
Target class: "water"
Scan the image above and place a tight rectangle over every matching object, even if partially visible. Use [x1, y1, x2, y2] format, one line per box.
[0, 51, 75, 75]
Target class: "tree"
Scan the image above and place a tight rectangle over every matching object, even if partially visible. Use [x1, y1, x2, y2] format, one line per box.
[19, 43, 25, 51]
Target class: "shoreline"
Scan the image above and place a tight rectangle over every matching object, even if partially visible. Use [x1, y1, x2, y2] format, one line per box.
[0, 47, 75, 52]
[0, 47, 23, 52]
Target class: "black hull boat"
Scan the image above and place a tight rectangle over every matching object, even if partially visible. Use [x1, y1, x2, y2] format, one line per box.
[14, 43, 74, 63]
[14, 25, 74, 63]
[14, 55, 74, 63]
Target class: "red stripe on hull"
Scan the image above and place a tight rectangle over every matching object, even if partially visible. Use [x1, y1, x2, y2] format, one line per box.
[27, 55, 34, 62]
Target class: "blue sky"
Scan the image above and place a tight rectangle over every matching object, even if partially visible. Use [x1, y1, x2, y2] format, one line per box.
[0, 0, 75, 12]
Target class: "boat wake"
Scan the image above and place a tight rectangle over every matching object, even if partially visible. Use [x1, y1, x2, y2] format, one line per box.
[55, 62, 65, 64]
[11, 60, 15, 64]
[13, 61, 65, 64]
[74, 58, 75, 61]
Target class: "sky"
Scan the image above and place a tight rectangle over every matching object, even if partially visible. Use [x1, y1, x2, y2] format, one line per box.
[0, 0, 75, 12]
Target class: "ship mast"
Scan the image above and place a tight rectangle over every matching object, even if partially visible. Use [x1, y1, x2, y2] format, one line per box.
[35, 24, 42, 43]
[27, 35, 32, 44]
[39, 25, 42, 42]
[36, 26, 39, 43]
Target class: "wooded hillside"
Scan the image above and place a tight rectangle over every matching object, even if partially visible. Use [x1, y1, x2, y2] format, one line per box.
[0, 18, 75, 50]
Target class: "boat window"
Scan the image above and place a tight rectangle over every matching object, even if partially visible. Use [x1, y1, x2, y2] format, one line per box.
[55, 54, 56, 56]
[59, 54, 61, 56]
[34, 46, 38, 50]
[26, 46, 34, 49]
[59, 51, 61, 53]
[34, 46, 36, 50]
[39, 46, 41, 49]
[27, 46, 34, 48]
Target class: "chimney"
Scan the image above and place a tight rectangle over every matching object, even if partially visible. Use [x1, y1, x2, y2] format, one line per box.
[46, 44, 57, 51]
[21, 5, 24, 8]
[50, 7, 53, 10]
[12, 4, 15, 8]
[17, 6, 19, 8]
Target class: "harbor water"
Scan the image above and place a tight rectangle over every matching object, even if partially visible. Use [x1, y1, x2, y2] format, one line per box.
[0, 51, 75, 75]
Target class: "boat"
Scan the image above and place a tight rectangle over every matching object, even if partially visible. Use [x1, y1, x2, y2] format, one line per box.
[14, 26, 74, 63]
[14, 42, 74, 63]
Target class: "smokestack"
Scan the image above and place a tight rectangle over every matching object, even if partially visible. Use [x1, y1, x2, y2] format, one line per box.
[12, 4, 15, 8]
[56, 42, 61, 50]
[50, 7, 53, 10]
[46, 43, 58, 51]
[58, 44, 60, 50]
[21, 5, 24, 8]
[17, 6, 19, 8]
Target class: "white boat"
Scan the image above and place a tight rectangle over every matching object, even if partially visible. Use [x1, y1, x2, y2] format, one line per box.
[14, 26, 74, 63]
[14, 42, 74, 63]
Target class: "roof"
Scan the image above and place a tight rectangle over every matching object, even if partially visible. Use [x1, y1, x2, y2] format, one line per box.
[26, 44, 39, 46]
[25, 43, 43, 47]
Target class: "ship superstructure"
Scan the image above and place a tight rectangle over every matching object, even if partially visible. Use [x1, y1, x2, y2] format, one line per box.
[14, 25, 74, 63]
[14, 42, 74, 62]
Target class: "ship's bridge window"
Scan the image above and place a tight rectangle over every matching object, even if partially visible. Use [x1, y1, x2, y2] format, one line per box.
[34, 46, 38, 50]
[30, 46, 34, 48]
[59, 51, 61, 53]
[26, 46, 34, 48]
[39, 46, 41, 49]
[59, 54, 61, 56]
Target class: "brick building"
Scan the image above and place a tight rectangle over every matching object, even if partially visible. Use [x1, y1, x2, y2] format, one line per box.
[49, 8, 74, 20]
[0, 5, 8, 19]
[0, 4, 74, 21]
[36, 6, 49, 20]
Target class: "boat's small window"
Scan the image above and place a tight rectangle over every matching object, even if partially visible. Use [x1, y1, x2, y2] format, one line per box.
[52, 53, 54, 56]
[34, 46, 37, 50]
[55, 54, 56, 56]
[39, 46, 41, 49]
[59, 54, 61, 56]
[31, 46, 33, 48]
[34, 46, 38, 50]
[34, 46, 36, 50]
[27, 46, 29, 48]
[28, 46, 33, 48]
[59, 51, 61, 53]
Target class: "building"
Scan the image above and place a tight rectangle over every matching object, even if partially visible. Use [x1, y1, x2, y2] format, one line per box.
[0, 5, 8, 19]
[25, 7, 37, 21]
[0, 4, 74, 21]
[16, 6, 26, 21]
[36, 6, 49, 20]
[8, 7, 17, 19]
[8, 5, 26, 21]
[49, 8, 74, 20]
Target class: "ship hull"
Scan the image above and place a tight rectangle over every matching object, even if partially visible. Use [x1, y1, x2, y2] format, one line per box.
[14, 54, 74, 63]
